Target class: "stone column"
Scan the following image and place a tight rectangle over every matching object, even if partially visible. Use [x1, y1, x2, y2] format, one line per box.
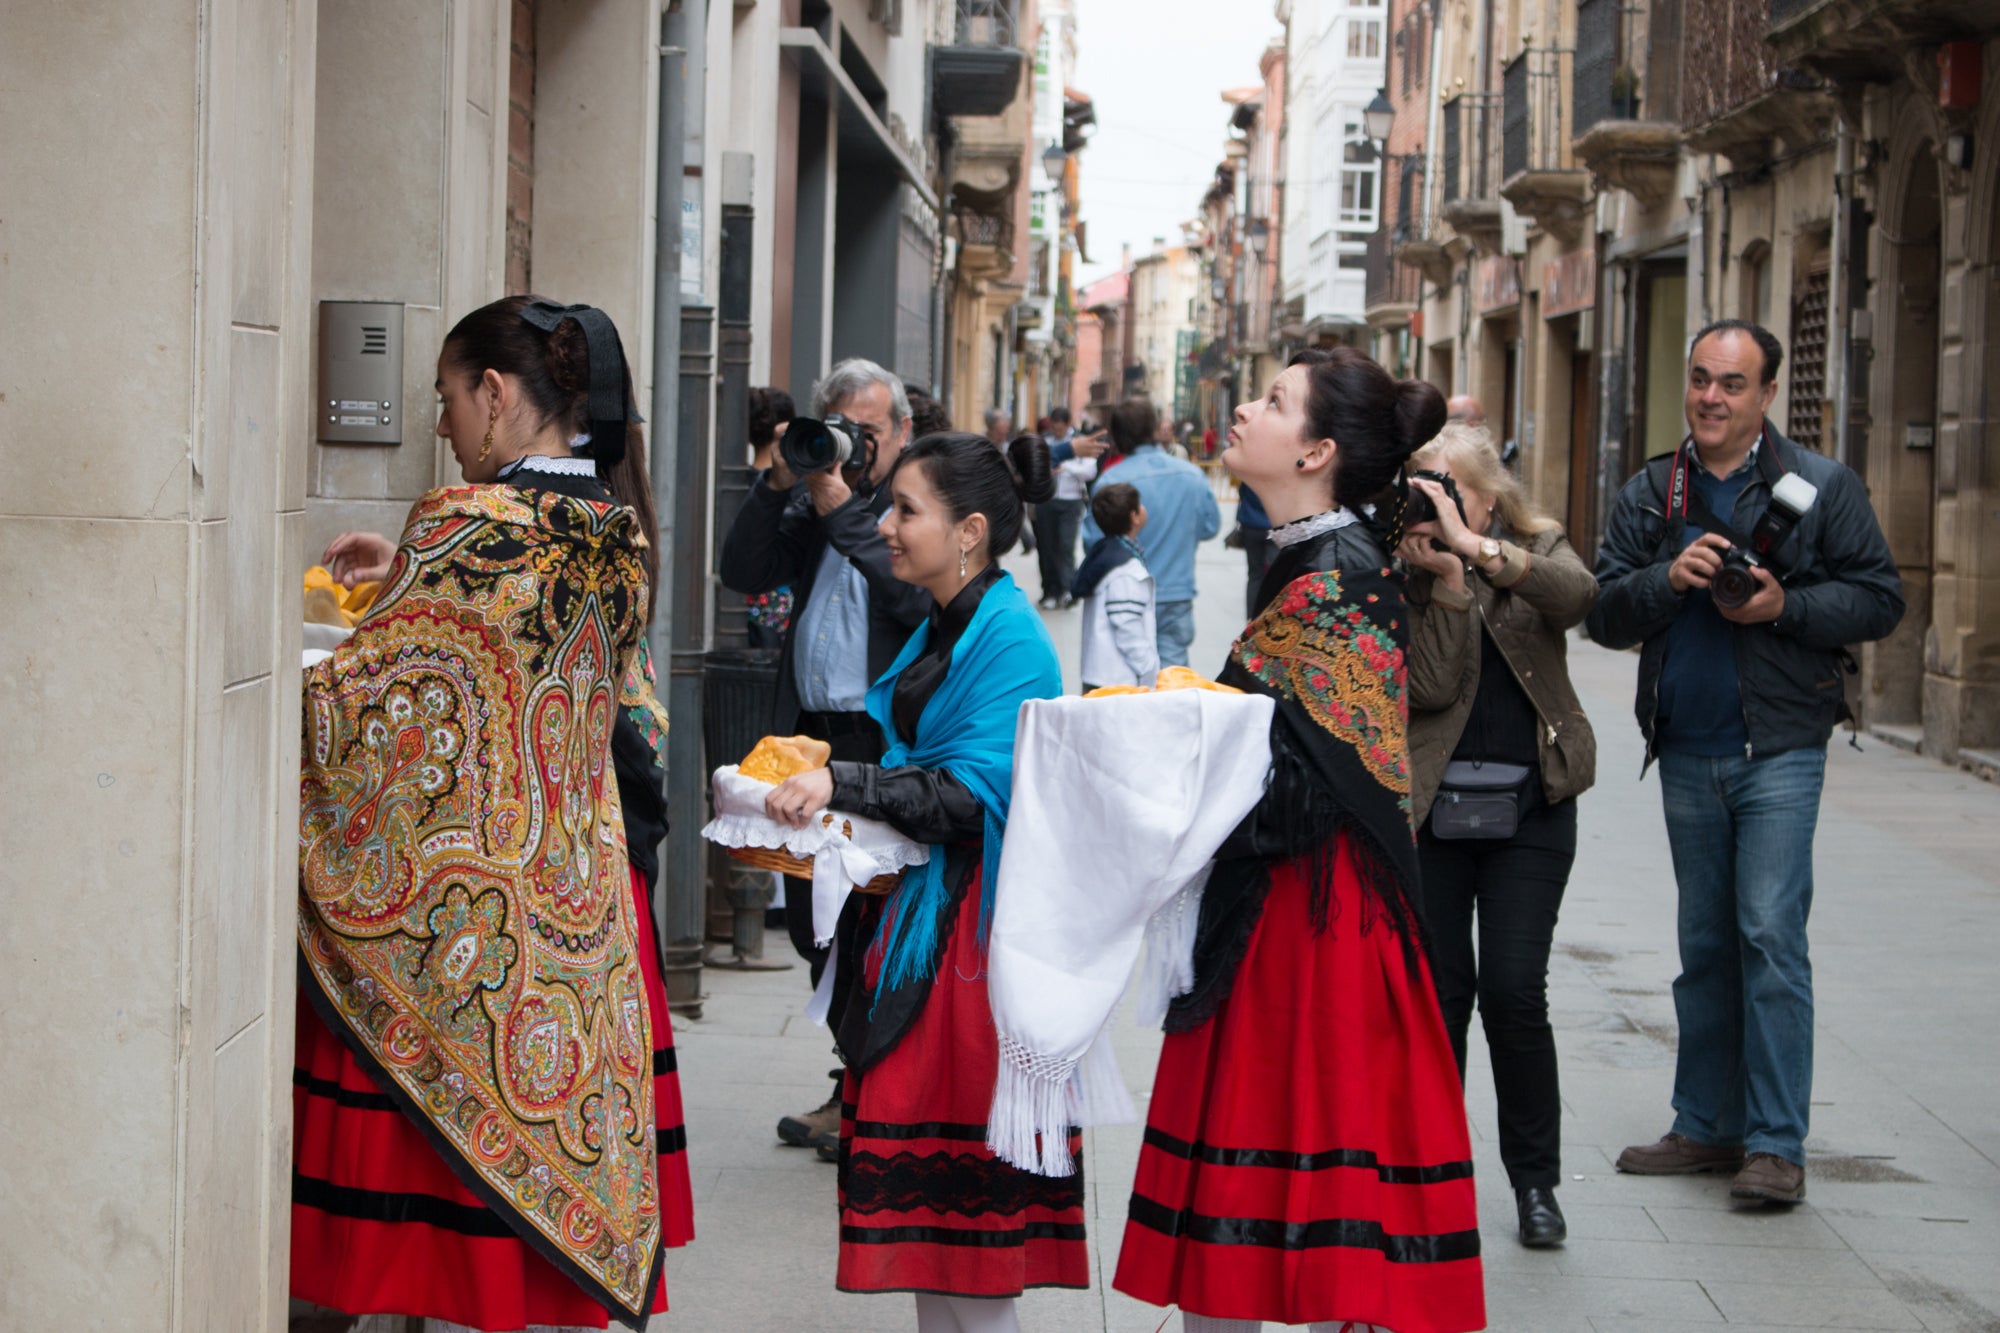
[0, 1, 318, 1326]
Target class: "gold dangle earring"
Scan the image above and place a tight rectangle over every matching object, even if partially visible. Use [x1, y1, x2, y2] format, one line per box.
[959, 547, 969, 578]
[479, 408, 497, 462]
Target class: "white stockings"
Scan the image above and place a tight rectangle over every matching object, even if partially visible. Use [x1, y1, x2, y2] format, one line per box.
[913, 1293, 1023, 1333]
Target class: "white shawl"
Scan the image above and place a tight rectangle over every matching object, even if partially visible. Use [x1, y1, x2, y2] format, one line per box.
[985, 690, 1275, 1175]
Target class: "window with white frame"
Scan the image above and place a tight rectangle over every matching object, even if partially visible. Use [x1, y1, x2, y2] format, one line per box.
[1339, 119, 1379, 229]
[1346, 16, 1383, 61]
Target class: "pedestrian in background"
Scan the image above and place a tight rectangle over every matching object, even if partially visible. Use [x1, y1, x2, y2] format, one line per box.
[1074, 481, 1157, 690]
[983, 406, 1012, 445]
[1400, 421, 1598, 1249]
[1081, 398, 1220, 667]
[906, 383, 953, 439]
[744, 385, 796, 650]
[1034, 406, 1094, 608]
[1590, 319, 1903, 1206]
[1232, 482, 1273, 617]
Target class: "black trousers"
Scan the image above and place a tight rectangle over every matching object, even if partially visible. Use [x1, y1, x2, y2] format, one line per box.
[1033, 498, 1084, 601]
[1416, 787, 1578, 1189]
[785, 709, 886, 985]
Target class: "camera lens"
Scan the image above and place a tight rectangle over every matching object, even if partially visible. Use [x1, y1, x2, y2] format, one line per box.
[777, 417, 852, 475]
[1711, 554, 1758, 609]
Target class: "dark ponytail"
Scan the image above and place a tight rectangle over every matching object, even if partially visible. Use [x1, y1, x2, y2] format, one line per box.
[894, 431, 1053, 559]
[1288, 347, 1446, 545]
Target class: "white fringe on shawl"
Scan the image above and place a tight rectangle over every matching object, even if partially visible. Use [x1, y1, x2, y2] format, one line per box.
[984, 692, 1275, 1176]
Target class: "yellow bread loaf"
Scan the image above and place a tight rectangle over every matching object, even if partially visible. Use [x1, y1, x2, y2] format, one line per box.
[1154, 666, 1242, 694]
[739, 734, 833, 784]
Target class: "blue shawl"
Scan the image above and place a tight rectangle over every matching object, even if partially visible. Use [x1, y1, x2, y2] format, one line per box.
[865, 571, 1062, 994]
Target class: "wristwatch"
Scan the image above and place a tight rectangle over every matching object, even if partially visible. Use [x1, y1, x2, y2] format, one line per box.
[1477, 537, 1504, 570]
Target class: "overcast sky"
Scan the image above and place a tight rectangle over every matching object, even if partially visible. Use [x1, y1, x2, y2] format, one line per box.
[1070, 0, 1285, 286]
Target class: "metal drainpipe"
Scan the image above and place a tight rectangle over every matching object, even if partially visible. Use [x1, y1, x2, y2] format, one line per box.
[653, 0, 710, 1018]
[1830, 119, 1853, 466]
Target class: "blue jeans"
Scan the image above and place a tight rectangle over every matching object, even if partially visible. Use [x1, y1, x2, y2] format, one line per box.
[1155, 599, 1196, 668]
[1656, 746, 1826, 1164]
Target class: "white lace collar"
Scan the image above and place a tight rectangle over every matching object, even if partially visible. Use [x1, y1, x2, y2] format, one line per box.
[502, 454, 598, 478]
[1268, 506, 1359, 549]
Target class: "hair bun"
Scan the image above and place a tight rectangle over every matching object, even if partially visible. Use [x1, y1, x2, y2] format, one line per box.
[1392, 378, 1448, 460]
[1006, 433, 1057, 505]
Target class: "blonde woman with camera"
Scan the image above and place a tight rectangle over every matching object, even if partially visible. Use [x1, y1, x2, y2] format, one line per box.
[1397, 423, 1598, 1250]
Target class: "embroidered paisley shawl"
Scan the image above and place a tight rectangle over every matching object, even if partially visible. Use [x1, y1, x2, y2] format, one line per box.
[1168, 529, 1423, 1031]
[299, 484, 660, 1326]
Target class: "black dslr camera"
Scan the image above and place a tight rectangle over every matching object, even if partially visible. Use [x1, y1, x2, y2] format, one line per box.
[779, 413, 875, 477]
[1405, 468, 1468, 552]
[1710, 472, 1819, 609]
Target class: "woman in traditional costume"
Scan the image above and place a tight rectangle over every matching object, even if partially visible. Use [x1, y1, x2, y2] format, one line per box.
[761, 433, 1074, 1333]
[1114, 348, 1487, 1333]
[293, 296, 694, 1332]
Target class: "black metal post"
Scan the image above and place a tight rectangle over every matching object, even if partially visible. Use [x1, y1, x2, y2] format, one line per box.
[663, 305, 714, 1016]
[650, 4, 704, 1018]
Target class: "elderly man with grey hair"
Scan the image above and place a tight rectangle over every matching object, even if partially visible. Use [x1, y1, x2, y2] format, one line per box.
[719, 357, 930, 1154]
[982, 406, 1012, 444]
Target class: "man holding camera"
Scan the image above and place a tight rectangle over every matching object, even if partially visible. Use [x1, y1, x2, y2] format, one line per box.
[720, 358, 928, 1157]
[1588, 320, 1902, 1206]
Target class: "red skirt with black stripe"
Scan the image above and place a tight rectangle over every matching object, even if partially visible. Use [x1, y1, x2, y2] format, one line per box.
[1114, 837, 1486, 1332]
[836, 867, 1089, 1297]
[291, 865, 694, 1330]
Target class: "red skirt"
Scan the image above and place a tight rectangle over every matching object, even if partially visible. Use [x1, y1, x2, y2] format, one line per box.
[836, 868, 1089, 1297]
[291, 865, 694, 1330]
[1114, 837, 1486, 1332]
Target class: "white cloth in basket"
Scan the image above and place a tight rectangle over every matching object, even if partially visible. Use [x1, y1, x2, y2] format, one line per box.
[986, 690, 1275, 1176]
[701, 765, 929, 946]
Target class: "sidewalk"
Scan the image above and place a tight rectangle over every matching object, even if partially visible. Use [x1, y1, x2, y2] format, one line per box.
[663, 537, 2000, 1331]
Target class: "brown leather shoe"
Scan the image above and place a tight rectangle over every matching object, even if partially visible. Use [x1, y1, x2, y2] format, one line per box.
[1730, 1152, 1806, 1205]
[1616, 1132, 1746, 1175]
[777, 1070, 843, 1153]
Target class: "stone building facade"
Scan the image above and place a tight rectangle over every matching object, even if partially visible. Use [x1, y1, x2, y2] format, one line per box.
[1378, 0, 2000, 769]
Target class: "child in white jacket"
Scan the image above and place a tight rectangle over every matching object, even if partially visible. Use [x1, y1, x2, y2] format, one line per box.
[1075, 482, 1159, 691]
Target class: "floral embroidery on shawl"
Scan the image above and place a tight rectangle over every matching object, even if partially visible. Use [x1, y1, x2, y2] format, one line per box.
[300, 484, 662, 1327]
[1231, 570, 1411, 808]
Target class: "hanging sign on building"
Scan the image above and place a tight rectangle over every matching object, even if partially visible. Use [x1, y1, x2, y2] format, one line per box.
[1478, 256, 1520, 313]
[1543, 247, 1597, 319]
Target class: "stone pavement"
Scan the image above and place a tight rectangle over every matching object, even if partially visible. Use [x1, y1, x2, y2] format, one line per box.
[663, 531, 2000, 1332]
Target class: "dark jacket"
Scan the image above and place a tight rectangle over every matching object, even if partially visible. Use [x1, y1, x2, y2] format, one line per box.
[718, 472, 932, 733]
[1586, 421, 1904, 767]
[1407, 526, 1599, 821]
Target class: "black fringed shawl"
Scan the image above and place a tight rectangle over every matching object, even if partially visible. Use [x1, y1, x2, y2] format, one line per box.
[1165, 522, 1424, 1033]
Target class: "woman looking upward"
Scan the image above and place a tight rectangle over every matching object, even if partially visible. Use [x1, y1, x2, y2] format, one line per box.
[1114, 348, 1487, 1333]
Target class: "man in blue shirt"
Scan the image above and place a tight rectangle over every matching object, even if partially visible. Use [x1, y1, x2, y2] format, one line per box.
[1082, 398, 1222, 666]
[1589, 321, 1902, 1208]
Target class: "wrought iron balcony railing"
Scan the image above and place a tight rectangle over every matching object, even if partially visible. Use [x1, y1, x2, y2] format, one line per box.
[934, 0, 1025, 118]
[1440, 92, 1502, 204]
[1503, 47, 1575, 179]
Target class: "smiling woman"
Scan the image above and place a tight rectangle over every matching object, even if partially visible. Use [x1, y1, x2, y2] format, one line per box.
[762, 432, 1071, 1333]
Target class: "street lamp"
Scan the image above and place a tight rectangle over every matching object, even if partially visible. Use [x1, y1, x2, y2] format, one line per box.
[1041, 142, 1067, 182]
[1246, 216, 1270, 261]
[1363, 89, 1395, 151]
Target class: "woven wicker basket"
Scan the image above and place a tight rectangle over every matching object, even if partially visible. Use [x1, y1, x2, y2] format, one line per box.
[723, 814, 901, 895]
